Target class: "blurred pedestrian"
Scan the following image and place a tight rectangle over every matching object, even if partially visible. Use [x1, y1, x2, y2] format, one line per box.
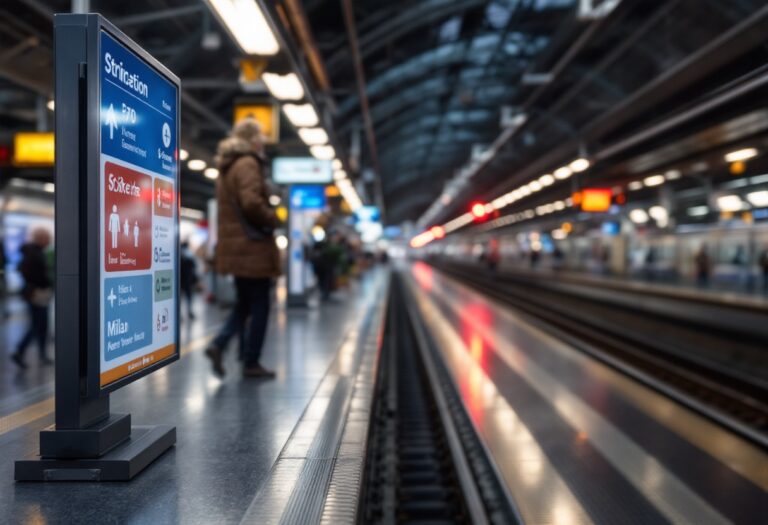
[11, 227, 53, 368]
[180, 241, 197, 320]
[695, 244, 710, 287]
[205, 118, 281, 378]
[759, 247, 768, 293]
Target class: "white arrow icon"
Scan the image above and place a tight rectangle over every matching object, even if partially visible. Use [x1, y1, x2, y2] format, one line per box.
[106, 104, 118, 140]
[107, 288, 117, 308]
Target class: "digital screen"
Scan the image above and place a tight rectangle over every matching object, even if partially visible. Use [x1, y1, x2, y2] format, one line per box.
[99, 31, 178, 388]
[273, 157, 333, 185]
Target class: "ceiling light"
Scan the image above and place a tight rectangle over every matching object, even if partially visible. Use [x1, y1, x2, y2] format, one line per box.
[207, 0, 279, 55]
[539, 174, 555, 186]
[629, 209, 649, 224]
[528, 180, 542, 192]
[310, 145, 335, 160]
[628, 181, 643, 191]
[724, 148, 758, 163]
[716, 195, 743, 212]
[643, 174, 665, 187]
[283, 104, 319, 127]
[47, 99, 55, 111]
[687, 205, 709, 217]
[569, 158, 590, 172]
[553, 200, 565, 211]
[746, 190, 768, 207]
[649, 205, 668, 221]
[179, 149, 189, 161]
[204, 167, 219, 179]
[519, 186, 531, 197]
[332, 159, 342, 170]
[333, 170, 347, 181]
[665, 169, 681, 180]
[262, 72, 304, 100]
[188, 159, 207, 171]
[298, 127, 328, 146]
[554, 166, 572, 180]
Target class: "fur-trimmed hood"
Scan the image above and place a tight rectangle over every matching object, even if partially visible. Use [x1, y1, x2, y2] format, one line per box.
[215, 136, 266, 172]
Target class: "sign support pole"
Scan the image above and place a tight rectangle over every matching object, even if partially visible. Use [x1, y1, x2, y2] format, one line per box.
[15, 13, 176, 482]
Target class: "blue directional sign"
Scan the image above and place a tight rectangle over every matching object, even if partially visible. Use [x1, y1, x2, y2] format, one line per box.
[290, 185, 326, 210]
[100, 31, 177, 178]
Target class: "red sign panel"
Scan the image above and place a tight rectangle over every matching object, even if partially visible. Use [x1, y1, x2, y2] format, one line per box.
[154, 178, 174, 218]
[104, 161, 152, 271]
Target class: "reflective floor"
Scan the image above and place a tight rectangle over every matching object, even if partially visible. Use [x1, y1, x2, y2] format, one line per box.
[0, 270, 386, 524]
[405, 262, 768, 525]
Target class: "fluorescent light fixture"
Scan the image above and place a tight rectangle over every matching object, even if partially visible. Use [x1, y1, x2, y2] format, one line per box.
[332, 159, 342, 170]
[687, 205, 709, 217]
[539, 174, 555, 186]
[297, 127, 328, 146]
[746, 190, 768, 207]
[47, 99, 55, 111]
[627, 181, 643, 191]
[43, 182, 55, 193]
[724, 148, 758, 163]
[716, 194, 743, 212]
[207, 0, 279, 55]
[528, 180, 542, 192]
[204, 167, 219, 179]
[665, 169, 681, 180]
[268, 195, 281, 206]
[188, 159, 207, 171]
[643, 174, 665, 187]
[283, 104, 319, 127]
[333, 170, 347, 181]
[569, 158, 590, 172]
[553, 200, 565, 211]
[179, 149, 189, 161]
[629, 209, 649, 224]
[649, 205, 668, 221]
[519, 186, 531, 197]
[262, 72, 304, 100]
[554, 166, 572, 180]
[310, 145, 335, 160]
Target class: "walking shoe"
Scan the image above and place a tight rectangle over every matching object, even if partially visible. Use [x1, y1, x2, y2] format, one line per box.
[11, 353, 27, 369]
[242, 364, 276, 378]
[205, 346, 225, 378]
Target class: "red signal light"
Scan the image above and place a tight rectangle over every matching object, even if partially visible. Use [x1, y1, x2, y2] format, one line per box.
[471, 202, 486, 219]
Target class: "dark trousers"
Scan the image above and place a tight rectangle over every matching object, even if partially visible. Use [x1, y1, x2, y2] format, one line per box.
[212, 277, 271, 366]
[17, 300, 49, 358]
[181, 284, 193, 317]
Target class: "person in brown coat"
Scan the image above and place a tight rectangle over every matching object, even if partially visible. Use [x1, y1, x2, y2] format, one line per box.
[205, 118, 280, 378]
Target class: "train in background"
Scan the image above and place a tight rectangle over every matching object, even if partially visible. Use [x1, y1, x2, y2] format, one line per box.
[424, 221, 768, 290]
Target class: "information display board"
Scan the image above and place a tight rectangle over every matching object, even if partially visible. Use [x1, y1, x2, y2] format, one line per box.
[273, 157, 333, 185]
[99, 30, 179, 389]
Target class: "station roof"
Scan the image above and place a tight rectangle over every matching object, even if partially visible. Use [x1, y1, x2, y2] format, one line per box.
[2, 1, 768, 222]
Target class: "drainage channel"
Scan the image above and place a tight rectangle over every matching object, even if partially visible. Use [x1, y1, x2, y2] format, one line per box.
[360, 273, 519, 525]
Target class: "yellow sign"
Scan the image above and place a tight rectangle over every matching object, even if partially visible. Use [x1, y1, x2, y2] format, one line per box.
[233, 104, 279, 144]
[13, 132, 55, 166]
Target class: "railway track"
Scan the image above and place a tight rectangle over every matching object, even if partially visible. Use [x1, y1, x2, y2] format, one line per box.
[360, 274, 520, 525]
[432, 261, 768, 449]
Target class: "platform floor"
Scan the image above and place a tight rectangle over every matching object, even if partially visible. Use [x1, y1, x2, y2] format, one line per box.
[405, 262, 768, 525]
[0, 270, 387, 524]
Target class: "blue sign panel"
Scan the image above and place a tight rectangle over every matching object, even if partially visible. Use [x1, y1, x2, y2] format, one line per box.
[290, 185, 326, 210]
[100, 31, 177, 178]
[103, 275, 153, 361]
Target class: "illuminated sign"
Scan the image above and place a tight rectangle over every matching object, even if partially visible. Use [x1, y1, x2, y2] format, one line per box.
[580, 188, 612, 212]
[13, 132, 55, 167]
[273, 157, 333, 185]
[99, 30, 179, 389]
[233, 103, 279, 144]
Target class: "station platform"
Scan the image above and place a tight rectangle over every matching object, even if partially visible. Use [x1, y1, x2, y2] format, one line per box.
[402, 262, 768, 525]
[0, 269, 388, 523]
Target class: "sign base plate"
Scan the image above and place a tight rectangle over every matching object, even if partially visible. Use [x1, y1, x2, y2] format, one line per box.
[15, 425, 176, 481]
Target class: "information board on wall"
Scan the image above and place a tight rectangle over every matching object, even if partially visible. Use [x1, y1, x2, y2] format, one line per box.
[273, 157, 333, 185]
[99, 30, 178, 388]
